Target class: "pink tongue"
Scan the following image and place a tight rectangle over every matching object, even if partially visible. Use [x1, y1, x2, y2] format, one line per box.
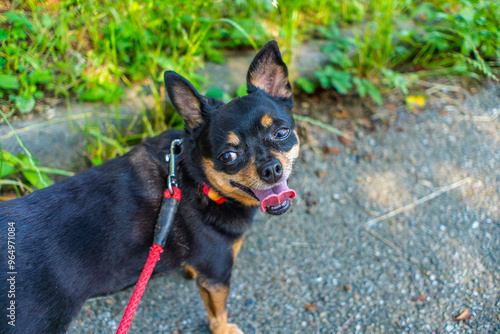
[251, 181, 296, 212]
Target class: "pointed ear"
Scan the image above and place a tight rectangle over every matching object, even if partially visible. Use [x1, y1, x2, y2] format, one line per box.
[164, 71, 205, 128]
[246, 40, 292, 99]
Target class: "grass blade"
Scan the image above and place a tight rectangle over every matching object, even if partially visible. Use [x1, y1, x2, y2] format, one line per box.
[294, 114, 355, 140]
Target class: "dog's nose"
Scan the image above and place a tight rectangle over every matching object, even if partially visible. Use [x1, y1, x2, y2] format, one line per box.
[258, 159, 283, 184]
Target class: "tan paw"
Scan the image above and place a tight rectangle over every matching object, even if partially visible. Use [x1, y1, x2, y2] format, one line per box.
[223, 323, 244, 334]
[211, 323, 244, 334]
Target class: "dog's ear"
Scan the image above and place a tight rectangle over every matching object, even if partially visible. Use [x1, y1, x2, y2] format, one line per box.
[164, 71, 206, 128]
[246, 40, 292, 100]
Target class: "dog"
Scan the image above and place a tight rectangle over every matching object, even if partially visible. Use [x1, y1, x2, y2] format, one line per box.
[0, 40, 299, 334]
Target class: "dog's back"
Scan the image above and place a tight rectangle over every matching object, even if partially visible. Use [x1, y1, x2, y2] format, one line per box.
[0, 130, 182, 333]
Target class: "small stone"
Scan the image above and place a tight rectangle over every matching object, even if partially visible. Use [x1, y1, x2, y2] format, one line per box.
[316, 170, 327, 178]
[363, 153, 375, 162]
[323, 146, 341, 155]
[472, 221, 480, 229]
[445, 324, 455, 332]
[350, 154, 360, 162]
[304, 303, 318, 311]
[97, 311, 111, 320]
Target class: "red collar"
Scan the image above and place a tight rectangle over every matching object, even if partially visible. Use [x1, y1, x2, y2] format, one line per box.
[202, 183, 227, 204]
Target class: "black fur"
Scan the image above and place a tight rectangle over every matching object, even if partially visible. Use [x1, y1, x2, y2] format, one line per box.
[0, 40, 297, 333]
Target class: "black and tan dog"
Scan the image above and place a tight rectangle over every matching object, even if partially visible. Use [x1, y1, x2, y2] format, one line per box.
[0, 41, 299, 334]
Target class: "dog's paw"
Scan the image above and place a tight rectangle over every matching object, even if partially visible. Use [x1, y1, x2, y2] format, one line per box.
[211, 323, 244, 334]
[224, 323, 244, 334]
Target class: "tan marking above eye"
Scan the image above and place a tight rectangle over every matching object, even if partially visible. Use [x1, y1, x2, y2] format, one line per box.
[261, 114, 273, 128]
[226, 132, 240, 146]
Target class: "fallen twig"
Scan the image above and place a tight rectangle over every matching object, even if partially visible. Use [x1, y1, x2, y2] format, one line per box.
[457, 110, 500, 122]
[365, 177, 472, 228]
[415, 80, 468, 94]
[336, 313, 358, 334]
[365, 228, 402, 252]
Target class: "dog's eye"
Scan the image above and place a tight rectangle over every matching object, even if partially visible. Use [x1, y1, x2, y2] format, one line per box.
[219, 152, 238, 164]
[274, 128, 290, 140]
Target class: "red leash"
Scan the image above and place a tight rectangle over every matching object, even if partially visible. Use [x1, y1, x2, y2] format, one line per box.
[116, 139, 183, 334]
[115, 243, 164, 334]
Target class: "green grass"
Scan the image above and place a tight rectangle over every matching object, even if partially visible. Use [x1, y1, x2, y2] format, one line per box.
[0, 1, 361, 122]
[301, 0, 499, 103]
[0, 0, 499, 175]
[0, 110, 73, 197]
[0, 1, 268, 128]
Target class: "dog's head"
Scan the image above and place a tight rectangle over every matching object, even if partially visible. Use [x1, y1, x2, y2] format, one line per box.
[164, 41, 299, 215]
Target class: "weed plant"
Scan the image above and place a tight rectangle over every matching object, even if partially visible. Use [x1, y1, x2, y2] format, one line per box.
[0, 0, 498, 180]
[300, 0, 498, 103]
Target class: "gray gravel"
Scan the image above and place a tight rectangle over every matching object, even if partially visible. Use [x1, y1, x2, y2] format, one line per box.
[69, 85, 500, 333]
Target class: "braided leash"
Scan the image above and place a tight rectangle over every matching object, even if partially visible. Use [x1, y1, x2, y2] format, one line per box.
[116, 140, 183, 334]
[115, 243, 164, 334]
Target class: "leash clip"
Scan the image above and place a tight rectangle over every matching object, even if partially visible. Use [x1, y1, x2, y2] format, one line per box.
[166, 138, 183, 195]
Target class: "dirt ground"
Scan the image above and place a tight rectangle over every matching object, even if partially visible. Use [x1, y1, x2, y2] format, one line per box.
[67, 83, 500, 333]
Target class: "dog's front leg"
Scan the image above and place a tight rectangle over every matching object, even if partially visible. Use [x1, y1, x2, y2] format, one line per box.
[195, 236, 244, 334]
[197, 280, 242, 334]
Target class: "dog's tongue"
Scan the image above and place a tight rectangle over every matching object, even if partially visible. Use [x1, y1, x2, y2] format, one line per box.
[251, 181, 296, 213]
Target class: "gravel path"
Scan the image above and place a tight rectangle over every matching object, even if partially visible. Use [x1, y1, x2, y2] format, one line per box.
[69, 86, 500, 333]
